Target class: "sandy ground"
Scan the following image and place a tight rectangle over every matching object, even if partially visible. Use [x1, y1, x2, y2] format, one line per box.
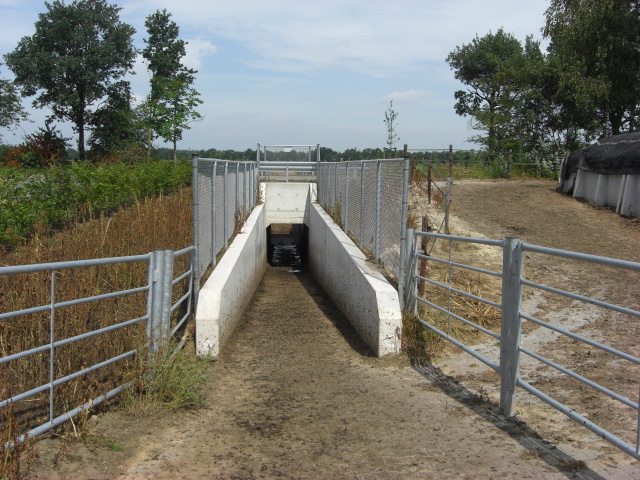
[28, 179, 639, 479]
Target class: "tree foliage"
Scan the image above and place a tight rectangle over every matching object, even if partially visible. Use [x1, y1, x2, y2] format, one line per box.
[384, 100, 399, 149]
[0, 64, 27, 140]
[4, 0, 136, 160]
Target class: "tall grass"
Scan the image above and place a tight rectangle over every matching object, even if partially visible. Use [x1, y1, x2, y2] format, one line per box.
[0, 187, 193, 434]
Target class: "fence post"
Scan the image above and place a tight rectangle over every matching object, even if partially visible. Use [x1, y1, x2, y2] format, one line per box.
[418, 216, 428, 297]
[398, 146, 410, 307]
[344, 163, 350, 232]
[223, 162, 229, 247]
[507, 150, 513, 178]
[375, 160, 382, 258]
[211, 161, 218, 268]
[500, 237, 523, 416]
[360, 162, 366, 240]
[148, 250, 174, 353]
[404, 228, 414, 309]
[191, 154, 200, 308]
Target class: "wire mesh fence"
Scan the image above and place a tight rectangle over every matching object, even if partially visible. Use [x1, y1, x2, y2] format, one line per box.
[317, 159, 405, 281]
[257, 144, 319, 182]
[192, 158, 258, 283]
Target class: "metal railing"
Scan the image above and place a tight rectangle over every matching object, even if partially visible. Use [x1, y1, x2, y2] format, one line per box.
[257, 144, 320, 182]
[192, 156, 258, 296]
[405, 229, 640, 459]
[316, 158, 409, 287]
[0, 247, 194, 442]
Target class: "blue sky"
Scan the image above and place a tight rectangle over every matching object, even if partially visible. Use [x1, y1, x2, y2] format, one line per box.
[0, 0, 550, 152]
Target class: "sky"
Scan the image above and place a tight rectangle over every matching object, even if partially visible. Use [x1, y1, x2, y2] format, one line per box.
[0, 0, 551, 153]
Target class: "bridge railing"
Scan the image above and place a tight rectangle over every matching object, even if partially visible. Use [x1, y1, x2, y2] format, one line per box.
[405, 229, 640, 460]
[0, 247, 194, 442]
[257, 144, 319, 182]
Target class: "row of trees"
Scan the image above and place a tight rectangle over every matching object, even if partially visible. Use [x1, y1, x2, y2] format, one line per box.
[0, 0, 201, 163]
[447, 0, 640, 157]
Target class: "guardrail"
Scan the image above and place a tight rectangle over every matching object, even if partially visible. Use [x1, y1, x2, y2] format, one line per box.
[405, 229, 640, 460]
[0, 247, 194, 442]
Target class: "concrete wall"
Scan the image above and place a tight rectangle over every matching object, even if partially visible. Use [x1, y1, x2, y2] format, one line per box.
[195, 204, 266, 358]
[308, 202, 402, 356]
[262, 182, 316, 226]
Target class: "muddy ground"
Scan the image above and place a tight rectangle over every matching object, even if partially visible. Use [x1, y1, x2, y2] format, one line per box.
[28, 179, 639, 479]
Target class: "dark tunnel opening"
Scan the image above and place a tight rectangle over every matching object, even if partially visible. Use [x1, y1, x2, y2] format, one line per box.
[266, 223, 309, 269]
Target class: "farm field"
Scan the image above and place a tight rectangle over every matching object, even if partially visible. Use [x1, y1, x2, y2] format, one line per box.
[26, 179, 639, 479]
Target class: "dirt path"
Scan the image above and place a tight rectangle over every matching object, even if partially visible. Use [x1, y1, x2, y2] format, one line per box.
[29, 179, 639, 479]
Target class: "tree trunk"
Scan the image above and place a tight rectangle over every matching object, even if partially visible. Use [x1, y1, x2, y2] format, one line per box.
[147, 128, 152, 158]
[173, 139, 177, 164]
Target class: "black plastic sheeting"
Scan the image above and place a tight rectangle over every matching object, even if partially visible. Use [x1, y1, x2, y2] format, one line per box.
[562, 132, 640, 181]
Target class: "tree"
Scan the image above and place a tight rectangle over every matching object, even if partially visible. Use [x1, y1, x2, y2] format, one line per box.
[543, 0, 640, 138]
[142, 9, 197, 158]
[384, 100, 399, 150]
[153, 73, 202, 162]
[0, 64, 27, 141]
[89, 81, 145, 157]
[447, 29, 532, 158]
[4, 0, 136, 160]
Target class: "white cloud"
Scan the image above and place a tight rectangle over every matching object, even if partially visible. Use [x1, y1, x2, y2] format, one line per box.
[383, 90, 430, 104]
[183, 39, 218, 71]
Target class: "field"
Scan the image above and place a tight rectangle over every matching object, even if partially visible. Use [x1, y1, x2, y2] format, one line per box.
[19, 177, 639, 479]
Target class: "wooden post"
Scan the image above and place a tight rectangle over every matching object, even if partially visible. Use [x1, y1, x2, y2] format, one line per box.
[427, 165, 432, 204]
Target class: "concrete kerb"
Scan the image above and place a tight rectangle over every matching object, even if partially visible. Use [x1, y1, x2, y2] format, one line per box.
[308, 202, 402, 356]
[195, 204, 267, 358]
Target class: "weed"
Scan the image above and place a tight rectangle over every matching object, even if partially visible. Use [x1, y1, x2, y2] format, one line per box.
[1, 403, 35, 480]
[401, 311, 443, 365]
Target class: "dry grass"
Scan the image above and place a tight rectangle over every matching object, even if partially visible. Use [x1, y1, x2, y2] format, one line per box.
[0, 188, 193, 435]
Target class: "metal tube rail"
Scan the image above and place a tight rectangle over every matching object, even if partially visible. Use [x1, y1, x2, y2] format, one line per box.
[415, 230, 505, 247]
[520, 278, 640, 318]
[416, 316, 499, 371]
[0, 253, 150, 276]
[416, 274, 503, 310]
[516, 378, 640, 460]
[519, 345, 639, 410]
[416, 296, 500, 340]
[0, 349, 137, 409]
[522, 242, 640, 272]
[520, 312, 640, 364]
[415, 252, 503, 279]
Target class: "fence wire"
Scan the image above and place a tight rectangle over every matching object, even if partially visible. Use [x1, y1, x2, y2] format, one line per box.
[193, 158, 257, 282]
[317, 159, 405, 280]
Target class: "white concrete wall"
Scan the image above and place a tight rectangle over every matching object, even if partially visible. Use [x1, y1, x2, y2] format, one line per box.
[262, 182, 316, 226]
[573, 171, 639, 218]
[308, 202, 402, 357]
[195, 204, 266, 358]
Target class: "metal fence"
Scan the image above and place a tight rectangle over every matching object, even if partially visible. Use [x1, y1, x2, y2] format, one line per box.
[257, 144, 319, 182]
[405, 229, 640, 460]
[0, 247, 194, 442]
[192, 157, 258, 288]
[316, 159, 409, 284]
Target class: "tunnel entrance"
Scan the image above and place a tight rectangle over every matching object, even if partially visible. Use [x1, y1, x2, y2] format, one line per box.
[267, 224, 308, 269]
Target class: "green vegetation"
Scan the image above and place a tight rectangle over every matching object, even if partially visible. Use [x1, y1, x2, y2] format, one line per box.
[447, 1, 640, 156]
[0, 159, 191, 250]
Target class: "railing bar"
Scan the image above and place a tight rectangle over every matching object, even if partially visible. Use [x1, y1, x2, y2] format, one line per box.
[415, 231, 504, 247]
[171, 311, 190, 336]
[0, 344, 51, 365]
[0, 254, 151, 276]
[416, 253, 503, 278]
[170, 291, 191, 314]
[417, 296, 500, 340]
[416, 316, 499, 371]
[0, 305, 51, 321]
[418, 275, 503, 310]
[53, 315, 148, 349]
[172, 269, 191, 285]
[521, 312, 640, 364]
[522, 242, 640, 272]
[519, 346, 638, 409]
[516, 378, 640, 460]
[174, 246, 195, 256]
[521, 278, 640, 318]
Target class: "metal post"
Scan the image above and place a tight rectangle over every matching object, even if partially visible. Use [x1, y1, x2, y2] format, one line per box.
[418, 216, 428, 297]
[334, 163, 339, 217]
[398, 146, 410, 306]
[500, 237, 523, 416]
[211, 161, 218, 268]
[223, 162, 229, 247]
[49, 269, 56, 423]
[404, 228, 414, 309]
[344, 162, 350, 232]
[191, 154, 200, 307]
[360, 162, 366, 241]
[148, 250, 167, 353]
[235, 162, 240, 216]
[375, 160, 382, 258]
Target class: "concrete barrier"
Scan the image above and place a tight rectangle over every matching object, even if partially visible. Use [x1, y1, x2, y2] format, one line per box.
[308, 203, 402, 356]
[195, 204, 266, 358]
[261, 182, 316, 226]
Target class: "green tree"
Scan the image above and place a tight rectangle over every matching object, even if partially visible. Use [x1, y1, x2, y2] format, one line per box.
[0, 64, 27, 141]
[4, 0, 136, 160]
[89, 81, 145, 157]
[544, 0, 640, 137]
[384, 100, 399, 149]
[142, 9, 197, 158]
[154, 73, 202, 163]
[447, 29, 531, 158]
